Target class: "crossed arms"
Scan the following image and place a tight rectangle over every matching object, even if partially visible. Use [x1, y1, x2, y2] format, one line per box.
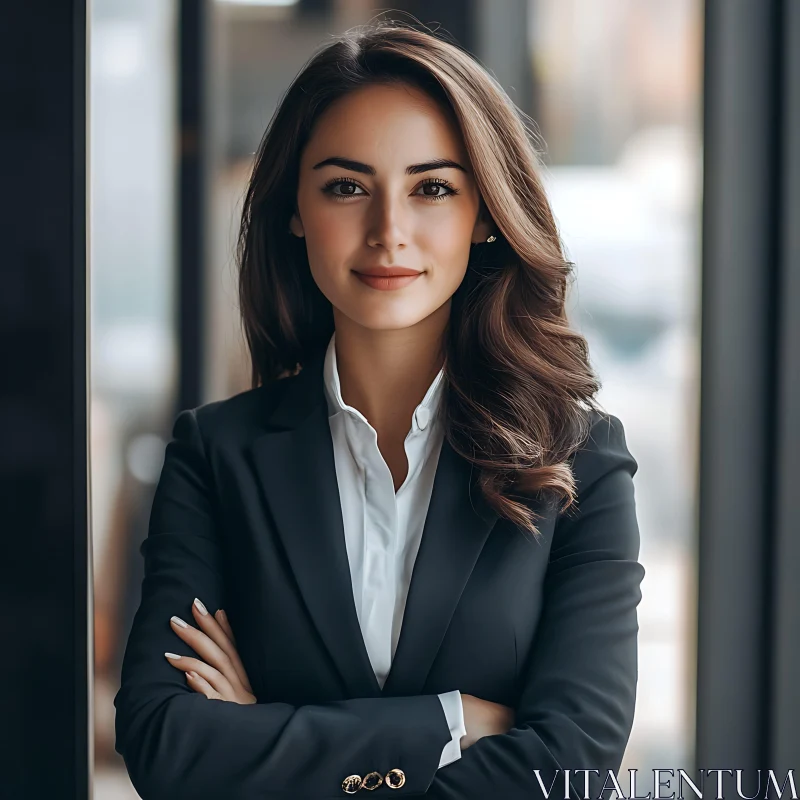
[114, 409, 644, 800]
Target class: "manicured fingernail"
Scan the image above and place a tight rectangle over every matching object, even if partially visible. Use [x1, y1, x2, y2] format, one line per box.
[171, 616, 188, 628]
[194, 597, 208, 615]
[216, 609, 227, 622]
[165, 652, 181, 660]
[187, 671, 197, 680]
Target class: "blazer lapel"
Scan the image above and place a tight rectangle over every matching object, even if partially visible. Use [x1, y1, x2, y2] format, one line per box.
[249, 351, 383, 699]
[381, 438, 499, 698]
[248, 349, 501, 701]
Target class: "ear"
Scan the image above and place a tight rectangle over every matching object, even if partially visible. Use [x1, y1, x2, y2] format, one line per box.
[470, 200, 495, 244]
[289, 211, 305, 238]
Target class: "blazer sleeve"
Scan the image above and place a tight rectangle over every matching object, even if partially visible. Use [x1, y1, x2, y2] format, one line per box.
[421, 412, 646, 800]
[113, 408, 452, 800]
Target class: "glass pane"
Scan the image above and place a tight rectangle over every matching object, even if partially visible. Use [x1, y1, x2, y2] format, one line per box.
[530, 0, 703, 774]
[99, 2, 701, 793]
[205, 1, 386, 403]
[90, 1, 177, 797]
[207, 0, 702, 778]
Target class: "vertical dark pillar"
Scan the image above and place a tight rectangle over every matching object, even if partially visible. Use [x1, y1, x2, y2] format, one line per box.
[697, 0, 800, 779]
[0, 2, 89, 798]
[178, 0, 209, 412]
[770, 0, 800, 774]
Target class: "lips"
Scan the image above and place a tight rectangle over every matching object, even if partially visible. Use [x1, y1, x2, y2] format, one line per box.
[352, 267, 423, 291]
[354, 266, 422, 277]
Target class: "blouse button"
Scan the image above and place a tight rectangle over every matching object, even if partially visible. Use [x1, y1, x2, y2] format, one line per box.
[414, 406, 431, 430]
[385, 768, 406, 789]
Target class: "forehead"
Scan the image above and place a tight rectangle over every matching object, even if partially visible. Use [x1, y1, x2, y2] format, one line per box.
[302, 82, 467, 168]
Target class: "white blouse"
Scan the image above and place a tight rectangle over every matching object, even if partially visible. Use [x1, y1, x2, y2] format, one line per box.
[322, 331, 466, 769]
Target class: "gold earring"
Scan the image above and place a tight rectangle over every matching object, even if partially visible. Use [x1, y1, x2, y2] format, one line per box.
[486, 235, 496, 243]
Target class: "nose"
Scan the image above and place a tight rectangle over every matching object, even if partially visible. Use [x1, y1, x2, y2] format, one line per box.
[365, 191, 409, 253]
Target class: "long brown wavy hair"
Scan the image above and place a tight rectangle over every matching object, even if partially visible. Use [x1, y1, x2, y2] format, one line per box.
[236, 18, 603, 539]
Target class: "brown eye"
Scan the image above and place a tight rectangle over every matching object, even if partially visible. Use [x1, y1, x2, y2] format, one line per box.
[322, 179, 366, 200]
[415, 178, 457, 201]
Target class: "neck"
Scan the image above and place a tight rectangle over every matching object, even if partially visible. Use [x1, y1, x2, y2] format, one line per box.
[332, 303, 448, 438]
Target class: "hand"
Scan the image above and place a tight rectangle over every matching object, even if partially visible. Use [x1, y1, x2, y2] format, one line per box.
[460, 694, 514, 749]
[164, 597, 256, 704]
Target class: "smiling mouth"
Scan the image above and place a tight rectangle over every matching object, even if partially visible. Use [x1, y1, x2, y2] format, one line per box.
[352, 270, 423, 291]
[353, 266, 422, 277]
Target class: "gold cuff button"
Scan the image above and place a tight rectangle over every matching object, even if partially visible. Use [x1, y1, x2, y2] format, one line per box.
[362, 771, 383, 790]
[342, 774, 363, 794]
[385, 768, 406, 789]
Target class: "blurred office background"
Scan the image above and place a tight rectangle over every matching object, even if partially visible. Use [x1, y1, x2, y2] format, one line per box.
[7, 0, 800, 796]
[89, 1, 702, 796]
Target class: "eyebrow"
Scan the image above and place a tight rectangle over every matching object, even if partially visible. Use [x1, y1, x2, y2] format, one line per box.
[311, 156, 467, 176]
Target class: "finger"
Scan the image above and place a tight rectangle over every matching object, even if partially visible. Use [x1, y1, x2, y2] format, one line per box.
[189, 599, 252, 693]
[186, 670, 222, 701]
[215, 609, 252, 692]
[214, 608, 236, 645]
[169, 602, 249, 694]
[214, 609, 254, 691]
[189, 600, 251, 692]
[164, 652, 236, 700]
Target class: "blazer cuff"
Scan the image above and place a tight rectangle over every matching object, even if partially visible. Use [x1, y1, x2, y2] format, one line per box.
[436, 690, 466, 768]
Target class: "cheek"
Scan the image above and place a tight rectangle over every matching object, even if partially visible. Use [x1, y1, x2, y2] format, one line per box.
[301, 208, 360, 288]
[304, 204, 355, 253]
[419, 211, 475, 274]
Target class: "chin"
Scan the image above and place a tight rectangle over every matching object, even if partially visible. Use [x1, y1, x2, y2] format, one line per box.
[355, 312, 432, 332]
[341, 303, 437, 333]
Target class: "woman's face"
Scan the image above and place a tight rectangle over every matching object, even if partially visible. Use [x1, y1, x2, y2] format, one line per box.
[290, 82, 492, 333]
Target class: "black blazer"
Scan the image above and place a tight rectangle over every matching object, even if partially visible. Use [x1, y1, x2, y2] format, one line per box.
[114, 349, 645, 800]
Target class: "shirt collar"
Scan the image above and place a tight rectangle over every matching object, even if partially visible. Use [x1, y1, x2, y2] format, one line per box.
[322, 331, 445, 433]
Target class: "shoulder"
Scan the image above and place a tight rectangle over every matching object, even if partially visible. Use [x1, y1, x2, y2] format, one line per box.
[552, 409, 641, 561]
[172, 377, 296, 449]
[568, 408, 638, 497]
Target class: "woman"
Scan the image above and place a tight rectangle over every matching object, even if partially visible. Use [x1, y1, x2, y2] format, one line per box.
[114, 20, 645, 800]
